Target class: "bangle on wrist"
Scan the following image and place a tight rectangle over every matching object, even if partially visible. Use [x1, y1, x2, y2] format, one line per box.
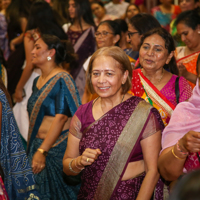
[69, 158, 80, 174]
[74, 158, 84, 171]
[172, 146, 186, 160]
[37, 148, 48, 157]
[177, 140, 188, 155]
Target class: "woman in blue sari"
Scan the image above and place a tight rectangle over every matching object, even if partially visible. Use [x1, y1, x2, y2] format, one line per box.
[0, 76, 40, 200]
[27, 34, 81, 199]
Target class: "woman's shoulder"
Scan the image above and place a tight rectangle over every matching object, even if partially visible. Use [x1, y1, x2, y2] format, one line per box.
[75, 101, 93, 119]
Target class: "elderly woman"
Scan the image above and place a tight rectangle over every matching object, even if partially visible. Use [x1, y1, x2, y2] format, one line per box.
[27, 34, 81, 199]
[131, 27, 192, 126]
[63, 46, 166, 199]
[158, 54, 200, 182]
[175, 8, 200, 88]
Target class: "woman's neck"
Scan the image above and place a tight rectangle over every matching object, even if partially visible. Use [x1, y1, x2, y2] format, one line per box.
[160, 4, 173, 13]
[40, 63, 58, 80]
[72, 17, 90, 31]
[186, 43, 200, 55]
[142, 68, 165, 85]
[119, 37, 130, 50]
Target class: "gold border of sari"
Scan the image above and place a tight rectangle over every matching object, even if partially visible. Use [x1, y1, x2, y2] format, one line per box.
[93, 101, 152, 200]
[139, 74, 174, 118]
[27, 72, 80, 148]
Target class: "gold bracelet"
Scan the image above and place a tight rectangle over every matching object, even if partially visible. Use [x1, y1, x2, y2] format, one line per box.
[171, 146, 186, 160]
[37, 148, 48, 157]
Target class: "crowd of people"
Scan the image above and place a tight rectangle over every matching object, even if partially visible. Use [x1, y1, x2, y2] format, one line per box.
[0, 0, 200, 199]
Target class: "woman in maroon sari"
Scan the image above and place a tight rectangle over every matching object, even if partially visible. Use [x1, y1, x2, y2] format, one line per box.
[63, 46, 166, 199]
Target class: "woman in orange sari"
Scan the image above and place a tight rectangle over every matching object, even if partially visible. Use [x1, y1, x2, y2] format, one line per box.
[175, 8, 200, 88]
[131, 28, 192, 126]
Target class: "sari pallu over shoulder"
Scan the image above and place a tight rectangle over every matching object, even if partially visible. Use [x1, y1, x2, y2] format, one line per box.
[78, 97, 164, 199]
[0, 89, 40, 200]
[131, 69, 175, 126]
[27, 72, 81, 154]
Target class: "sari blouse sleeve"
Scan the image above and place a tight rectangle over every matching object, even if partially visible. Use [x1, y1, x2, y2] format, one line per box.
[142, 108, 164, 140]
[55, 82, 71, 117]
[69, 105, 83, 139]
[179, 76, 193, 102]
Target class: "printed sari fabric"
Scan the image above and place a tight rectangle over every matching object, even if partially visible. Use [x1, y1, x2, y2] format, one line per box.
[151, 5, 181, 32]
[175, 46, 200, 88]
[162, 79, 200, 172]
[0, 89, 40, 200]
[70, 96, 165, 199]
[67, 27, 96, 98]
[130, 69, 192, 126]
[27, 72, 81, 200]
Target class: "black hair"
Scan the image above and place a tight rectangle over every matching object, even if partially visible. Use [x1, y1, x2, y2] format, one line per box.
[140, 27, 179, 75]
[129, 13, 161, 35]
[169, 170, 200, 200]
[196, 53, 200, 76]
[50, 0, 69, 25]
[175, 7, 200, 30]
[97, 20, 121, 46]
[41, 34, 67, 65]
[114, 19, 128, 33]
[27, 0, 68, 40]
[6, 0, 31, 30]
[69, 0, 95, 30]
[90, 1, 104, 8]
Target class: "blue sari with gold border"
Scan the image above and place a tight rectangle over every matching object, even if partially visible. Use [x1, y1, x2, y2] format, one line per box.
[27, 72, 81, 200]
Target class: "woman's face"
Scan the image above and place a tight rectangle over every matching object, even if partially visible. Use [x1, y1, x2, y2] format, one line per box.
[127, 24, 142, 51]
[139, 34, 172, 71]
[68, 0, 76, 19]
[1, 0, 11, 10]
[179, 0, 198, 12]
[31, 38, 50, 66]
[126, 5, 140, 20]
[177, 23, 200, 50]
[91, 3, 105, 19]
[91, 56, 127, 99]
[95, 24, 119, 48]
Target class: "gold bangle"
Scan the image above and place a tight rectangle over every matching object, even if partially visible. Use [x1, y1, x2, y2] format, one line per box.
[37, 148, 48, 157]
[171, 146, 186, 160]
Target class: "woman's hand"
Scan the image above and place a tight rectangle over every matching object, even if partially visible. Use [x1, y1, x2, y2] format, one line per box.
[10, 40, 16, 51]
[77, 148, 101, 167]
[177, 62, 189, 78]
[14, 88, 24, 102]
[32, 151, 46, 174]
[179, 131, 200, 153]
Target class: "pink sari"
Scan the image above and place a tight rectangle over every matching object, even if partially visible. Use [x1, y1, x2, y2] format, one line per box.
[162, 79, 200, 171]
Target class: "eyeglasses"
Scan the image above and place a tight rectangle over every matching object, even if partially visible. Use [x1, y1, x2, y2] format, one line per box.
[127, 31, 139, 39]
[95, 31, 114, 38]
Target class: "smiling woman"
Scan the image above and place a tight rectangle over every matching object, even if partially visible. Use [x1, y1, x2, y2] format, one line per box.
[63, 46, 166, 199]
[131, 27, 192, 126]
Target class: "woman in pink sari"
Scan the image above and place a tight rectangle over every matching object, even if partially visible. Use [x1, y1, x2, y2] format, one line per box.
[63, 46, 167, 199]
[131, 27, 192, 126]
[158, 54, 200, 181]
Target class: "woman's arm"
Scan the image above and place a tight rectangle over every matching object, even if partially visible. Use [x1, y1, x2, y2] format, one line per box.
[63, 133, 101, 176]
[177, 62, 197, 84]
[158, 130, 200, 181]
[10, 17, 27, 51]
[14, 34, 35, 102]
[136, 130, 161, 200]
[31, 114, 68, 174]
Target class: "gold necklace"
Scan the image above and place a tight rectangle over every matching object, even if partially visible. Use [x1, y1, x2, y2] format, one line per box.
[142, 68, 165, 84]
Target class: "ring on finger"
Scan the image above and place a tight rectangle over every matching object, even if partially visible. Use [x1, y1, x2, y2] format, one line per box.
[86, 158, 90, 162]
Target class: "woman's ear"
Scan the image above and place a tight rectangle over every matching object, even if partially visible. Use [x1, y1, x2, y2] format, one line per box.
[166, 51, 174, 64]
[122, 70, 129, 84]
[113, 34, 120, 45]
[49, 48, 56, 58]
